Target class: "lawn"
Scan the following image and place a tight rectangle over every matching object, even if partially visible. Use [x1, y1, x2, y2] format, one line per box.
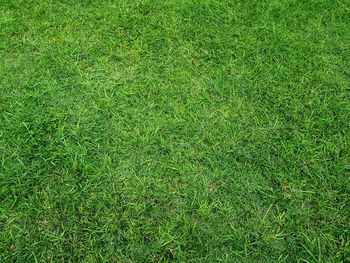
[0, 0, 349, 262]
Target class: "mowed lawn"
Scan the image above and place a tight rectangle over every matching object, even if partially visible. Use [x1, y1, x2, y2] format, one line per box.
[0, 0, 349, 262]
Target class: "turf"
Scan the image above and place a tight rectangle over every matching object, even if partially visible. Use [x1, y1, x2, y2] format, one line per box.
[0, 0, 349, 262]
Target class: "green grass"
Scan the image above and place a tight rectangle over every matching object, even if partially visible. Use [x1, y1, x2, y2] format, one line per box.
[0, 0, 349, 262]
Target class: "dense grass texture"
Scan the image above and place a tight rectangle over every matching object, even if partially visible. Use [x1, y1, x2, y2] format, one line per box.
[1, 0, 349, 262]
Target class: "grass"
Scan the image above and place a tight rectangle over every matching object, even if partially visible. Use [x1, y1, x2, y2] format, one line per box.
[0, 0, 349, 262]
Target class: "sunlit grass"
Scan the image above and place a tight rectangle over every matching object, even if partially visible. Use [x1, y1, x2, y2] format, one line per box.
[1, 0, 349, 261]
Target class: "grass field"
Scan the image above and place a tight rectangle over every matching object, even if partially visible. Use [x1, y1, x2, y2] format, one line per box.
[0, 0, 349, 262]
